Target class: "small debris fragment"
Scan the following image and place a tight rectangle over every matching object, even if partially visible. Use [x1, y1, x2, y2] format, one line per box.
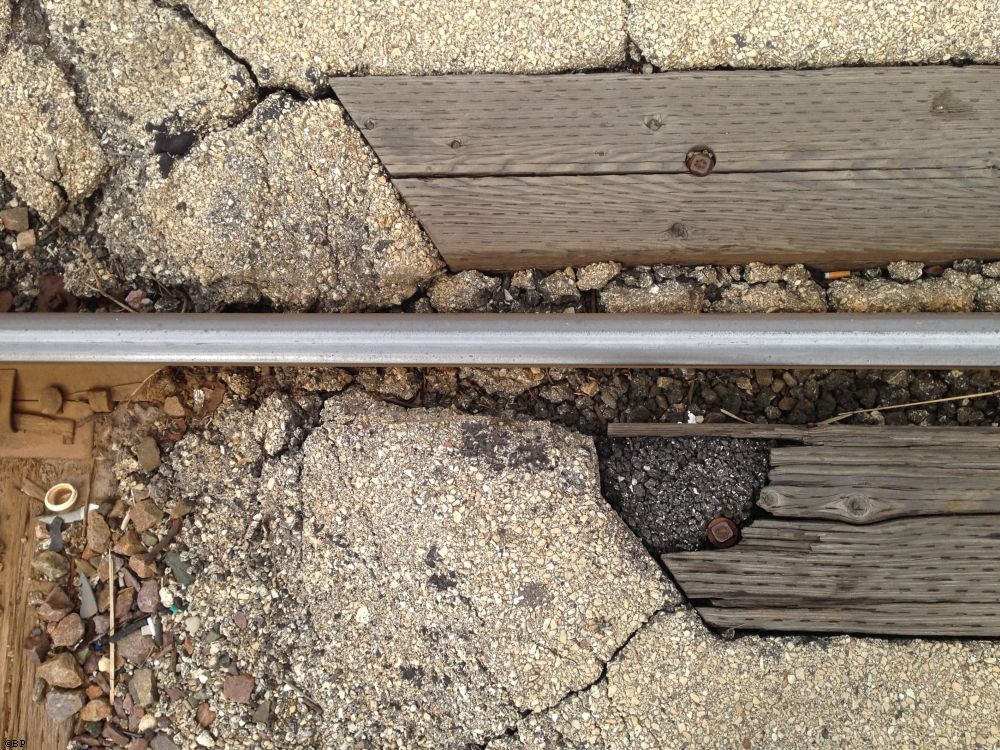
[39, 385, 64, 415]
[137, 579, 160, 613]
[37, 651, 85, 688]
[114, 528, 146, 556]
[44, 483, 78, 512]
[32, 550, 71, 580]
[222, 674, 255, 703]
[51, 612, 85, 648]
[45, 688, 84, 721]
[87, 388, 112, 413]
[79, 571, 99, 618]
[131, 499, 164, 532]
[49, 516, 65, 553]
[0, 206, 30, 232]
[16, 228, 37, 252]
[195, 702, 216, 728]
[163, 396, 186, 417]
[163, 552, 194, 585]
[39, 587, 74, 621]
[80, 698, 112, 721]
[150, 733, 180, 750]
[135, 436, 161, 472]
[87, 511, 112, 552]
[251, 699, 272, 725]
[23, 632, 51, 662]
[129, 668, 157, 707]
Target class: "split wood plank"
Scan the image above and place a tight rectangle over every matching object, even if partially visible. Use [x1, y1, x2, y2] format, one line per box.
[394, 169, 1000, 270]
[335, 68, 1000, 177]
[697, 604, 1000, 636]
[663, 515, 1000, 635]
[336, 68, 1000, 270]
[606, 423, 1000, 445]
[758, 486, 1000, 524]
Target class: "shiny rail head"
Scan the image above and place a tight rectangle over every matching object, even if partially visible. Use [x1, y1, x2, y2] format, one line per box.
[0, 313, 998, 368]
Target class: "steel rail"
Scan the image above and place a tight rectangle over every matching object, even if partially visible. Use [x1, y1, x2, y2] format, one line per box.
[0, 313, 998, 368]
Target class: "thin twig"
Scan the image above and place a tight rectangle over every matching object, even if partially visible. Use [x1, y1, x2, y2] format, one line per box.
[124, 367, 166, 403]
[720, 408, 751, 424]
[108, 553, 116, 701]
[817, 387, 1000, 426]
[79, 280, 134, 314]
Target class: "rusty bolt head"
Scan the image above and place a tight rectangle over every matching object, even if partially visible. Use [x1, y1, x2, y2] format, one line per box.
[706, 517, 738, 549]
[685, 147, 716, 177]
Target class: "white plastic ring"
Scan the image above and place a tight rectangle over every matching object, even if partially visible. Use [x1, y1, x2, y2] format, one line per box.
[44, 483, 78, 512]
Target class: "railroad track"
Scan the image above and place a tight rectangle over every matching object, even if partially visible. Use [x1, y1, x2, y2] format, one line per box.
[1, 313, 999, 367]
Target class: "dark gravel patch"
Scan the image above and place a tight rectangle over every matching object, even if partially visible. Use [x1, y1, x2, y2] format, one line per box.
[600, 436, 770, 553]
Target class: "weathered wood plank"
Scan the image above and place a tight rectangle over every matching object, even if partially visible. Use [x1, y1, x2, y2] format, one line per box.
[698, 604, 1000, 636]
[395, 169, 1000, 270]
[769, 446, 1000, 468]
[607, 423, 1000, 445]
[664, 515, 1000, 635]
[335, 68, 1000, 177]
[758, 486, 1000, 523]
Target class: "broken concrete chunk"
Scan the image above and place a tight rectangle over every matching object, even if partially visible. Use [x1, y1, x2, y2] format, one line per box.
[37, 651, 85, 688]
[177, 0, 625, 90]
[575, 261, 621, 291]
[0, 42, 106, 219]
[458, 367, 545, 398]
[42, 0, 256, 149]
[100, 95, 442, 311]
[538, 270, 581, 304]
[428, 270, 500, 311]
[829, 274, 978, 312]
[601, 280, 705, 313]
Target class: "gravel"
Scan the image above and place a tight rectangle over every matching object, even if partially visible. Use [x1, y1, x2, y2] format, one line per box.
[629, 0, 1000, 70]
[602, 437, 769, 552]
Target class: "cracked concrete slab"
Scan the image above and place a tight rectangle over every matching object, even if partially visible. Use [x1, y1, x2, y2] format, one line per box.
[42, 0, 257, 151]
[156, 391, 668, 748]
[99, 93, 442, 310]
[493, 608, 1000, 750]
[0, 40, 106, 219]
[629, 0, 1000, 70]
[169, 0, 628, 93]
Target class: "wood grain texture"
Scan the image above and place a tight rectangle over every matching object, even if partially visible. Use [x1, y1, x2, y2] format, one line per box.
[395, 168, 1000, 270]
[606, 423, 1000, 444]
[658, 426, 1000, 635]
[664, 515, 1000, 636]
[335, 68, 1000, 177]
[338, 68, 1000, 270]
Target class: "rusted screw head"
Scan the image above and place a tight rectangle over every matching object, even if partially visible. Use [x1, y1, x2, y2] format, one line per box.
[685, 147, 716, 177]
[706, 517, 738, 549]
